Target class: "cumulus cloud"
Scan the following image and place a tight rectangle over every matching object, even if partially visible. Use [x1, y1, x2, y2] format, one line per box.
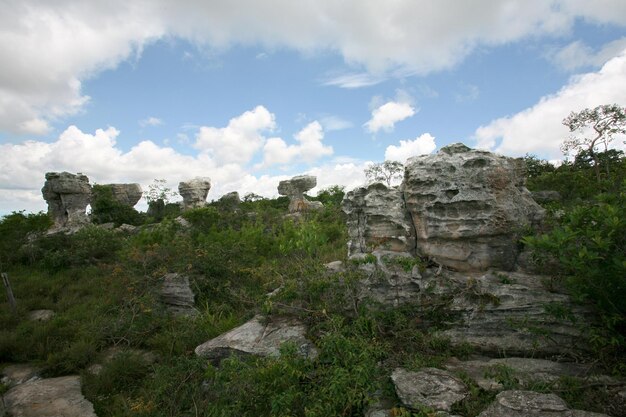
[260, 121, 333, 167]
[364, 101, 416, 133]
[194, 105, 276, 164]
[139, 117, 163, 127]
[549, 38, 626, 71]
[4, 1, 626, 133]
[474, 48, 626, 158]
[385, 133, 437, 162]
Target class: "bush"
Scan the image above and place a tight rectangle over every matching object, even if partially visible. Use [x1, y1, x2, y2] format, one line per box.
[0, 211, 51, 268]
[91, 185, 144, 226]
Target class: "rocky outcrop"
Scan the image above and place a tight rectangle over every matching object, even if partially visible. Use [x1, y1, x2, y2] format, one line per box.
[218, 191, 241, 209]
[392, 367, 468, 412]
[160, 273, 197, 316]
[1, 364, 40, 387]
[195, 315, 318, 361]
[27, 309, 54, 322]
[2, 375, 97, 417]
[278, 175, 323, 213]
[41, 172, 91, 231]
[478, 391, 610, 417]
[403, 143, 544, 271]
[342, 183, 415, 256]
[178, 177, 211, 210]
[102, 183, 142, 207]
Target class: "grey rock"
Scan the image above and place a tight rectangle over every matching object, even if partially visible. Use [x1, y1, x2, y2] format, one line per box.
[324, 260, 345, 273]
[102, 183, 142, 207]
[402, 143, 544, 271]
[1, 364, 40, 387]
[178, 177, 211, 210]
[218, 191, 241, 208]
[342, 182, 415, 256]
[175, 216, 191, 228]
[160, 273, 197, 316]
[41, 172, 92, 232]
[278, 175, 323, 213]
[117, 223, 138, 234]
[532, 190, 562, 203]
[391, 367, 468, 412]
[27, 309, 54, 322]
[478, 390, 610, 417]
[195, 314, 318, 361]
[3, 375, 96, 417]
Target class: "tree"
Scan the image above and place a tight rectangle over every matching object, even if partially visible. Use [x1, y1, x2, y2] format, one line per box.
[144, 179, 178, 205]
[561, 104, 626, 182]
[364, 161, 404, 186]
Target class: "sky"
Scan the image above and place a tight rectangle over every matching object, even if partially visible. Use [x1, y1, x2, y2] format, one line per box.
[1, 0, 626, 214]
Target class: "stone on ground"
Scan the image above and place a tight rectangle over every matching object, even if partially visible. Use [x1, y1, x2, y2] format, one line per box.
[391, 367, 468, 412]
[160, 273, 197, 316]
[478, 390, 610, 417]
[27, 309, 54, 322]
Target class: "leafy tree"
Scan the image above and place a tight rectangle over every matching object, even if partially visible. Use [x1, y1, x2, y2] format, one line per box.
[144, 179, 178, 205]
[561, 104, 626, 182]
[91, 185, 143, 226]
[522, 154, 556, 179]
[364, 160, 404, 186]
[313, 185, 345, 206]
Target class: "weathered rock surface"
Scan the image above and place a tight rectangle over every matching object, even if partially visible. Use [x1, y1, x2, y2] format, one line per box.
[27, 309, 55, 322]
[403, 143, 544, 271]
[1, 364, 40, 387]
[342, 182, 415, 256]
[2, 375, 97, 417]
[178, 177, 211, 210]
[278, 175, 323, 213]
[195, 315, 318, 361]
[478, 390, 610, 417]
[391, 367, 468, 412]
[41, 172, 92, 231]
[160, 273, 197, 316]
[427, 269, 591, 357]
[218, 191, 241, 208]
[103, 183, 142, 207]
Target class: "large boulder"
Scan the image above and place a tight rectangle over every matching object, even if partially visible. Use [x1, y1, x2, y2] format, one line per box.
[478, 391, 610, 417]
[391, 367, 468, 412]
[102, 183, 142, 207]
[278, 175, 323, 213]
[41, 172, 92, 231]
[342, 182, 415, 256]
[178, 177, 211, 210]
[195, 315, 318, 361]
[402, 143, 544, 271]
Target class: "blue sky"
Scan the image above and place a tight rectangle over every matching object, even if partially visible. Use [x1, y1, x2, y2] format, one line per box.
[1, 1, 626, 214]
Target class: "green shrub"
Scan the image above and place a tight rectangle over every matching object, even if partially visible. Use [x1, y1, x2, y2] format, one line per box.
[91, 185, 144, 226]
[0, 211, 51, 268]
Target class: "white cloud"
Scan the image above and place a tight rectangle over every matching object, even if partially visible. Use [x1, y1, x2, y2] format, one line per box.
[385, 133, 437, 162]
[549, 37, 626, 71]
[319, 115, 353, 131]
[364, 101, 416, 133]
[139, 116, 163, 127]
[322, 72, 385, 88]
[4, 1, 626, 132]
[260, 121, 333, 167]
[474, 48, 626, 158]
[194, 105, 276, 164]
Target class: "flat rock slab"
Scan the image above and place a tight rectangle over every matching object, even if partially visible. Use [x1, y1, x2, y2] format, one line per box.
[478, 390, 610, 417]
[3, 375, 96, 417]
[1, 364, 41, 387]
[27, 310, 55, 322]
[391, 367, 468, 412]
[195, 315, 318, 361]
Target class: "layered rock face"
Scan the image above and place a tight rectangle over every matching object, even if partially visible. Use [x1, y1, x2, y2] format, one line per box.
[278, 175, 323, 213]
[103, 183, 142, 207]
[178, 177, 211, 210]
[403, 143, 544, 271]
[41, 172, 92, 231]
[342, 183, 415, 256]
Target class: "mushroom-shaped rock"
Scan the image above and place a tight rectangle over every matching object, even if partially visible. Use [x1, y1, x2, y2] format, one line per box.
[178, 177, 211, 210]
[391, 367, 468, 412]
[195, 315, 317, 361]
[342, 182, 415, 256]
[41, 172, 92, 231]
[402, 143, 544, 271]
[278, 175, 322, 213]
[102, 183, 143, 207]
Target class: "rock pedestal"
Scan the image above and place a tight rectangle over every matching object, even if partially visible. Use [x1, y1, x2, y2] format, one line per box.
[403, 143, 544, 271]
[160, 273, 197, 316]
[41, 172, 92, 231]
[278, 175, 323, 213]
[178, 177, 211, 210]
[102, 183, 142, 207]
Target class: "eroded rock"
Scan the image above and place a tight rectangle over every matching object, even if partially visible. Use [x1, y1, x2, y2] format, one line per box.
[402, 143, 544, 271]
[103, 183, 142, 207]
[278, 175, 323, 213]
[342, 182, 415, 256]
[160, 273, 197, 316]
[178, 177, 211, 210]
[27, 309, 54, 322]
[3, 375, 97, 417]
[218, 191, 241, 209]
[1, 364, 40, 387]
[391, 367, 468, 412]
[195, 314, 317, 361]
[478, 390, 610, 417]
[41, 172, 92, 231]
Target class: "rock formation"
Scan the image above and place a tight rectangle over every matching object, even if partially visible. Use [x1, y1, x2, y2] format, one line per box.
[102, 183, 142, 207]
[41, 172, 92, 231]
[278, 175, 323, 213]
[478, 391, 611, 417]
[392, 367, 468, 412]
[403, 143, 544, 271]
[342, 183, 415, 256]
[178, 177, 211, 210]
[218, 191, 241, 209]
[160, 273, 197, 316]
[195, 315, 318, 361]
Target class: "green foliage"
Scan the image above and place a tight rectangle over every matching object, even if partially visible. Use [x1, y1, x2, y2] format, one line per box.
[91, 185, 143, 226]
[364, 160, 404, 186]
[144, 179, 177, 205]
[0, 211, 51, 268]
[312, 185, 345, 206]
